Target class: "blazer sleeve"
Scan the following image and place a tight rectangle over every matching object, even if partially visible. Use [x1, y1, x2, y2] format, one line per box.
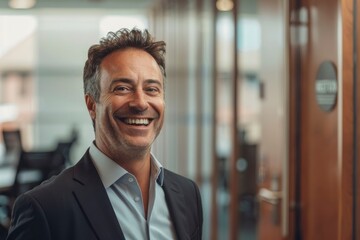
[7, 193, 51, 240]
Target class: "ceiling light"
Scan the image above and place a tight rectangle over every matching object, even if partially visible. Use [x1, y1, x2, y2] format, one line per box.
[8, 0, 36, 9]
[216, 0, 234, 11]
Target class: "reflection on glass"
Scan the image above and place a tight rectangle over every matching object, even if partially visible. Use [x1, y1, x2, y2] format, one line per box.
[216, 10, 234, 240]
[237, 0, 260, 239]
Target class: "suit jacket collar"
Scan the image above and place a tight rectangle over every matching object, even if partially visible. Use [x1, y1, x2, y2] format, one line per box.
[72, 150, 125, 240]
[71, 151, 189, 240]
[162, 169, 191, 240]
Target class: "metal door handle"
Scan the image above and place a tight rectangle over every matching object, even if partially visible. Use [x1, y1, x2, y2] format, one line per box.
[258, 187, 283, 225]
[258, 188, 282, 205]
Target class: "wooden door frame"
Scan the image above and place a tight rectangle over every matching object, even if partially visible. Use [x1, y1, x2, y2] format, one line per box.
[289, 0, 355, 239]
[342, 0, 355, 239]
[354, 0, 360, 238]
[288, 0, 302, 238]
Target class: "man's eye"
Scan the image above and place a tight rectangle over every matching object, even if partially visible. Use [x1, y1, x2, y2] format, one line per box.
[114, 86, 130, 92]
[146, 87, 160, 93]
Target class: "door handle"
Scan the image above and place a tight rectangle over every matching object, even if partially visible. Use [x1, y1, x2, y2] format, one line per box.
[258, 188, 282, 205]
[258, 188, 283, 225]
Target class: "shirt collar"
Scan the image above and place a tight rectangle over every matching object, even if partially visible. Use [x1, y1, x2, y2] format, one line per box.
[151, 154, 164, 186]
[89, 142, 164, 188]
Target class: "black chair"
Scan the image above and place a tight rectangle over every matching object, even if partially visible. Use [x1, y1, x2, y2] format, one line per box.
[0, 150, 54, 206]
[0, 130, 77, 233]
[1, 129, 22, 167]
[0, 150, 55, 233]
[2, 129, 22, 154]
[10, 150, 56, 198]
[1, 139, 75, 200]
[46, 141, 72, 178]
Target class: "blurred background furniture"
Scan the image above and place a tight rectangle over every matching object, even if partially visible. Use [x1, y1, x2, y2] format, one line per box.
[2, 129, 22, 154]
[1, 129, 22, 167]
[0, 128, 77, 233]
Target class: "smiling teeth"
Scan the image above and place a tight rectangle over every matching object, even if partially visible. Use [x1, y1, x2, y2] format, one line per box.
[125, 119, 150, 125]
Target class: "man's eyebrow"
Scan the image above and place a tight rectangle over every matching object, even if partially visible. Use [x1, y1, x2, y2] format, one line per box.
[109, 78, 133, 88]
[109, 78, 163, 89]
[144, 79, 163, 87]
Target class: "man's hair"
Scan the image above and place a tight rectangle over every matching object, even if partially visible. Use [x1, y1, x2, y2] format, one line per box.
[83, 28, 166, 102]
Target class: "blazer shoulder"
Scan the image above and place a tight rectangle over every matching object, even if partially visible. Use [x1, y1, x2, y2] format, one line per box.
[163, 168, 201, 198]
[162, 168, 203, 239]
[163, 168, 195, 184]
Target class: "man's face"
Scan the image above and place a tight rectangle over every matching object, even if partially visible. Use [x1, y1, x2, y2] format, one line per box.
[86, 48, 165, 159]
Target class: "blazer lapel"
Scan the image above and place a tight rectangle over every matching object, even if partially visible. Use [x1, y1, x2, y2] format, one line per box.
[162, 170, 190, 240]
[72, 151, 125, 240]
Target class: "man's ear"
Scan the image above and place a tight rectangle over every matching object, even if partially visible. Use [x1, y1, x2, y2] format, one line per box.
[85, 94, 96, 120]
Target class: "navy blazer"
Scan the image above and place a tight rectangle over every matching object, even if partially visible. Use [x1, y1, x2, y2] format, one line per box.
[6, 150, 203, 240]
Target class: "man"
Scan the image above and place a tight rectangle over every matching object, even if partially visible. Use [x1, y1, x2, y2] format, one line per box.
[7, 28, 203, 240]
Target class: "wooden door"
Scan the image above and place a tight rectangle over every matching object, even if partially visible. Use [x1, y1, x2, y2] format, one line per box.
[289, 0, 354, 239]
[257, 0, 355, 239]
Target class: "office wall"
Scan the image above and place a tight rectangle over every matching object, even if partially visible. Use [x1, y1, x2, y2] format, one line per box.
[34, 12, 100, 161]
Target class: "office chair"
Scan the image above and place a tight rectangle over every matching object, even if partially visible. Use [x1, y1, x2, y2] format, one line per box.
[11, 150, 56, 198]
[0, 149, 55, 233]
[1, 129, 22, 167]
[2, 129, 22, 154]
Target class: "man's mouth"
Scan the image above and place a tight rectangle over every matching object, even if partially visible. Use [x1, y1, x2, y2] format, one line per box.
[122, 118, 152, 126]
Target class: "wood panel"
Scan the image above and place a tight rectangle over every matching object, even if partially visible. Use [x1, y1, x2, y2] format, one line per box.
[298, 0, 342, 239]
[288, 0, 355, 239]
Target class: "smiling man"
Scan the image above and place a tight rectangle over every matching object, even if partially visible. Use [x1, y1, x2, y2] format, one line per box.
[7, 28, 203, 240]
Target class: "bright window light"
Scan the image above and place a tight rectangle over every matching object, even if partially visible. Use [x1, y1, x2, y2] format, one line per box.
[99, 15, 148, 37]
[0, 15, 37, 58]
[8, 0, 36, 9]
[216, 0, 234, 11]
[0, 104, 19, 123]
[238, 17, 261, 52]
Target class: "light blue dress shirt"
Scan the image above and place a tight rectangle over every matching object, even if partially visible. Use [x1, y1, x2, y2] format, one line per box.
[89, 143, 176, 240]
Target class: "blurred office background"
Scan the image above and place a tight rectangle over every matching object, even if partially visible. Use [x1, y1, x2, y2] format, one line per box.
[0, 0, 359, 240]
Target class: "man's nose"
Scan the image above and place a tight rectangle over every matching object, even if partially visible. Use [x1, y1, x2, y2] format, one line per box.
[128, 90, 148, 111]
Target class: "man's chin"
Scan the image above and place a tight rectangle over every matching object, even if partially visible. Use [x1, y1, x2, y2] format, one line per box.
[123, 139, 153, 151]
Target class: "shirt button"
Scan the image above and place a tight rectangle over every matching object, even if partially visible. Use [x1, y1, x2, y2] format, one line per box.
[134, 196, 140, 202]
[128, 177, 134, 183]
